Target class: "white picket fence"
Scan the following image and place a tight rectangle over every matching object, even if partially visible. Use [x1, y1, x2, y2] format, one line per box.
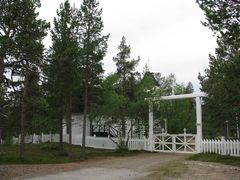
[8, 134, 240, 156]
[12, 134, 60, 144]
[64, 134, 148, 150]
[201, 139, 240, 157]
[10, 134, 148, 151]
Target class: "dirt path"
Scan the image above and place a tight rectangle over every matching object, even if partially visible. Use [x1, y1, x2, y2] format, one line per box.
[1, 153, 239, 180]
[179, 161, 240, 180]
[0, 153, 187, 180]
[158, 161, 240, 180]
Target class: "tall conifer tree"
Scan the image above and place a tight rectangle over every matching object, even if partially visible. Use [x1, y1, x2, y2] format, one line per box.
[78, 0, 109, 158]
[48, 0, 79, 150]
[1, 0, 50, 160]
[197, 0, 240, 136]
[113, 36, 139, 138]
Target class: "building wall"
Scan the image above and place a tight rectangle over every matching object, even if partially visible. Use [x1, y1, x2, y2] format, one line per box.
[63, 114, 90, 136]
[63, 114, 145, 138]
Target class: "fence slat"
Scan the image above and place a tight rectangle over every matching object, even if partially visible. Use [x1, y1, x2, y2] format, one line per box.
[201, 138, 240, 157]
[8, 134, 240, 156]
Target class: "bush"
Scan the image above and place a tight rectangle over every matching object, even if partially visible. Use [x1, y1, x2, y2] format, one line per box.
[116, 140, 129, 153]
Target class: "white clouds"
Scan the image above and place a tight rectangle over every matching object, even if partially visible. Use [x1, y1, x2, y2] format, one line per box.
[39, 0, 217, 91]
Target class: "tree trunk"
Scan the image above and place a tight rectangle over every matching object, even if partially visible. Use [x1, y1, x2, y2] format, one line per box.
[19, 72, 28, 161]
[137, 119, 140, 139]
[122, 118, 126, 138]
[0, 128, 2, 144]
[122, 72, 127, 138]
[130, 119, 133, 138]
[66, 93, 72, 145]
[81, 82, 88, 159]
[59, 115, 63, 150]
[90, 118, 93, 136]
[0, 57, 4, 84]
[67, 92, 72, 155]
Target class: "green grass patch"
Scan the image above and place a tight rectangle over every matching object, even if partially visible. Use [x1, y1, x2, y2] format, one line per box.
[147, 159, 187, 180]
[0, 143, 147, 164]
[189, 153, 240, 167]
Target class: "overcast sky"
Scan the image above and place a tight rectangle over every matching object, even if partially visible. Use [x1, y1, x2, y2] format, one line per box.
[39, 0, 217, 92]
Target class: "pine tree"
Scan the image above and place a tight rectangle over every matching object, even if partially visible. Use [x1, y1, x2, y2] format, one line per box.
[78, 0, 109, 158]
[197, 0, 240, 136]
[0, 0, 20, 84]
[113, 36, 139, 138]
[132, 71, 156, 138]
[47, 0, 79, 151]
[3, 0, 50, 160]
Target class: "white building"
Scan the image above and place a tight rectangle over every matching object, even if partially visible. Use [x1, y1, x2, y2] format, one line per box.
[63, 114, 142, 138]
[63, 114, 91, 136]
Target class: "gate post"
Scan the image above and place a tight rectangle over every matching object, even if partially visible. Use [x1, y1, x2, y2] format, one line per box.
[172, 135, 176, 152]
[148, 101, 154, 151]
[196, 97, 202, 153]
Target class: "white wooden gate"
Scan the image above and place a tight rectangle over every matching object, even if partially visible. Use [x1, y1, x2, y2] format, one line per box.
[153, 133, 196, 153]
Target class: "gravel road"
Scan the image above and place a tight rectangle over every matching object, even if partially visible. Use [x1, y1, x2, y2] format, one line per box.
[1, 153, 239, 180]
[0, 153, 187, 180]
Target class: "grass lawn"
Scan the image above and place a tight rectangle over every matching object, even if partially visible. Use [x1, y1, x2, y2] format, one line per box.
[189, 153, 240, 167]
[0, 142, 146, 164]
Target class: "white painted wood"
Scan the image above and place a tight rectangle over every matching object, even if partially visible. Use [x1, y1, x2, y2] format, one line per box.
[173, 136, 176, 151]
[146, 93, 207, 101]
[233, 141, 236, 155]
[147, 93, 206, 154]
[218, 140, 221, 154]
[201, 139, 240, 157]
[153, 133, 196, 153]
[7, 134, 240, 156]
[229, 140, 232, 155]
[237, 140, 240, 156]
[196, 97, 202, 153]
[148, 101, 154, 151]
[9, 134, 149, 151]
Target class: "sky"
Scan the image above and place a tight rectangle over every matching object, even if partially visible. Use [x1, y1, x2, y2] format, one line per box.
[39, 0, 217, 92]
